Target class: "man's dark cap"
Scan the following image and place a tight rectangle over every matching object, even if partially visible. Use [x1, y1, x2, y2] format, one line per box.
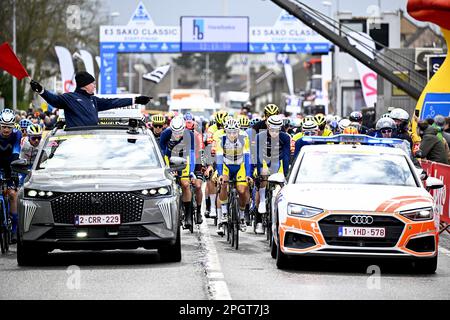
[75, 71, 96, 88]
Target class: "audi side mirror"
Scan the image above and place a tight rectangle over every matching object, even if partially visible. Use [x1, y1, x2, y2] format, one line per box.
[425, 177, 444, 191]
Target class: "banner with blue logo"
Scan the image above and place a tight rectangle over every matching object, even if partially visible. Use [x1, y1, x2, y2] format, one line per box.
[99, 2, 331, 93]
[420, 93, 450, 120]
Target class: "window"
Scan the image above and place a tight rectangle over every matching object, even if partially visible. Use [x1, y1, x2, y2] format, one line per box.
[37, 134, 160, 171]
[295, 151, 417, 187]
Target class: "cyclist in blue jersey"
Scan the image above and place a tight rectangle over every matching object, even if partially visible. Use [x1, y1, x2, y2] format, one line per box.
[254, 115, 291, 234]
[0, 111, 22, 243]
[160, 116, 197, 229]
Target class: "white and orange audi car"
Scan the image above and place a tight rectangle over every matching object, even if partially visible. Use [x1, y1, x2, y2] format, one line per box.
[269, 135, 444, 273]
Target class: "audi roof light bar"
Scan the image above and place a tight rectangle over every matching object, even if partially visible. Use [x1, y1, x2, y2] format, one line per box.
[302, 134, 406, 145]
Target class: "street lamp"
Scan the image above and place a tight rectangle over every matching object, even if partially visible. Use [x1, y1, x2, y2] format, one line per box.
[322, 1, 332, 18]
[110, 12, 120, 25]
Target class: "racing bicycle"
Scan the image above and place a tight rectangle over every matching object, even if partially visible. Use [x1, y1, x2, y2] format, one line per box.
[176, 176, 196, 234]
[222, 179, 240, 250]
[0, 170, 17, 254]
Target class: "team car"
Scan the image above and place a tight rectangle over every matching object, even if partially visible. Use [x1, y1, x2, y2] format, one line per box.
[269, 135, 444, 273]
[12, 113, 185, 266]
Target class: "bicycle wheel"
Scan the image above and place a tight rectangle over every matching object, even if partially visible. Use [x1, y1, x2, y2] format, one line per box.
[266, 189, 272, 241]
[189, 203, 194, 234]
[233, 200, 239, 250]
[0, 205, 6, 254]
[0, 227, 5, 254]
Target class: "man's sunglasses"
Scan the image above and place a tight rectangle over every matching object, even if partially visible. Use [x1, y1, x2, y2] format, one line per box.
[381, 129, 393, 134]
[30, 136, 42, 141]
[153, 125, 164, 129]
[303, 131, 316, 136]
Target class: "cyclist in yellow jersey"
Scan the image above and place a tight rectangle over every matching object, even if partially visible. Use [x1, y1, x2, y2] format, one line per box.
[215, 118, 252, 235]
[204, 110, 229, 219]
[314, 113, 333, 137]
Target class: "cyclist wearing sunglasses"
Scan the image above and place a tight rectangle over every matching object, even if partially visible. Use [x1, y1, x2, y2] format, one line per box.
[0, 111, 22, 243]
[160, 116, 197, 230]
[254, 115, 291, 234]
[150, 114, 166, 144]
[376, 117, 396, 139]
[20, 124, 44, 167]
[216, 118, 252, 235]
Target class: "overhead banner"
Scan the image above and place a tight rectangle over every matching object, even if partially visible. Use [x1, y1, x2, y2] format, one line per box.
[55, 46, 76, 93]
[181, 17, 249, 52]
[249, 11, 330, 53]
[99, 3, 331, 93]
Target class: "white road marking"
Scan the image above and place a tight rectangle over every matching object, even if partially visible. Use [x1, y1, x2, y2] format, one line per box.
[198, 218, 232, 300]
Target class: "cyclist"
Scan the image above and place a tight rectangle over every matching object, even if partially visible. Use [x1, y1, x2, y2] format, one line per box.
[150, 114, 166, 143]
[337, 118, 352, 134]
[349, 111, 369, 134]
[294, 118, 320, 159]
[252, 104, 280, 134]
[314, 113, 333, 137]
[389, 108, 413, 151]
[292, 115, 315, 142]
[204, 111, 229, 219]
[238, 115, 250, 131]
[254, 115, 291, 234]
[20, 124, 43, 166]
[19, 118, 33, 146]
[186, 117, 205, 225]
[160, 116, 197, 229]
[0, 111, 22, 243]
[216, 118, 252, 235]
[375, 117, 396, 139]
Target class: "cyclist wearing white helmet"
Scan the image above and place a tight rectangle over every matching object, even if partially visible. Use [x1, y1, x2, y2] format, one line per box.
[338, 118, 352, 133]
[0, 110, 22, 243]
[254, 115, 291, 234]
[293, 118, 320, 159]
[376, 117, 396, 139]
[160, 116, 197, 229]
[216, 118, 252, 235]
[389, 108, 413, 151]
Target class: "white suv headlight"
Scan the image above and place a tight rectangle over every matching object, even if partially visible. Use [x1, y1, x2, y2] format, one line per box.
[400, 207, 434, 221]
[287, 203, 324, 218]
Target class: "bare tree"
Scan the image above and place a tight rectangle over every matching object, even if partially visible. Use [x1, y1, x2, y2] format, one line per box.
[0, 0, 106, 108]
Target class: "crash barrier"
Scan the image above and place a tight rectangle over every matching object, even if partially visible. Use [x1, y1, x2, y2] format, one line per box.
[420, 160, 450, 233]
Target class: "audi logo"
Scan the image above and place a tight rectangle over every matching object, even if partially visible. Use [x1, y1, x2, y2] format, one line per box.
[350, 215, 374, 225]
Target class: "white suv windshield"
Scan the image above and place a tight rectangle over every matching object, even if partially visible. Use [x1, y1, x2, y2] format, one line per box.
[295, 151, 417, 187]
[37, 134, 160, 170]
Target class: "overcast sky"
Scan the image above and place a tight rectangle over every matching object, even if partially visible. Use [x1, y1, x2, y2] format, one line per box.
[102, 0, 414, 26]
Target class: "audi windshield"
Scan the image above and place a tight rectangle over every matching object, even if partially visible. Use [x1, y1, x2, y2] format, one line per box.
[295, 150, 418, 187]
[36, 133, 161, 171]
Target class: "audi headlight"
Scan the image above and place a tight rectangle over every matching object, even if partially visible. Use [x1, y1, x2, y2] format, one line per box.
[25, 189, 58, 199]
[400, 207, 434, 221]
[137, 186, 171, 198]
[287, 203, 324, 218]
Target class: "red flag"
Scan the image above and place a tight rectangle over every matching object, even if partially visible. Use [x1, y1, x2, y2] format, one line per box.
[0, 42, 29, 80]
